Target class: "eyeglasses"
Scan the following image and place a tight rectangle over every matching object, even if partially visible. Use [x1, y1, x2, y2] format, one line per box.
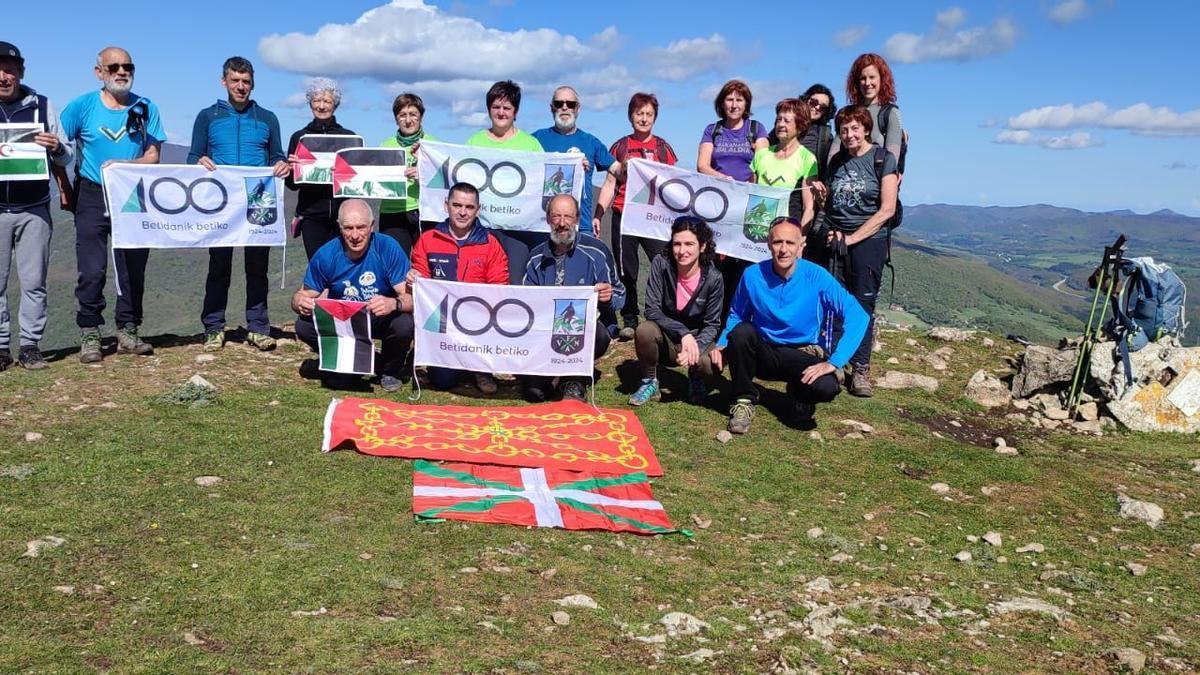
[770, 216, 802, 227]
[396, 112, 421, 119]
[552, 100, 579, 110]
[807, 100, 828, 112]
[102, 63, 135, 74]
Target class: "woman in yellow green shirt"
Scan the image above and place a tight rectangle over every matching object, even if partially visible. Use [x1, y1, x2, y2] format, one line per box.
[378, 92, 438, 255]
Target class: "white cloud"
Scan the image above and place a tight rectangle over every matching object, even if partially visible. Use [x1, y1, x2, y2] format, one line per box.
[884, 7, 1017, 63]
[833, 25, 870, 49]
[281, 91, 309, 109]
[1048, 0, 1088, 24]
[258, 1, 615, 83]
[641, 34, 731, 82]
[993, 129, 1102, 149]
[1006, 102, 1200, 136]
[979, 118, 997, 128]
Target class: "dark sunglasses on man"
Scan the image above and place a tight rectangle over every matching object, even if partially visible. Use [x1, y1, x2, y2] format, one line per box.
[102, 62, 135, 74]
[551, 99, 578, 110]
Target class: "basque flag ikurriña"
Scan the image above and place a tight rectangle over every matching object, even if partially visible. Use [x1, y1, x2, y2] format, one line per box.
[412, 460, 684, 535]
[333, 148, 408, 199]
[313, 299, 374, 375]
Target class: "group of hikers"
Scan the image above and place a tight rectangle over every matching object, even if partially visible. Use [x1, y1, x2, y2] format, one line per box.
[0, 41, 906, 435]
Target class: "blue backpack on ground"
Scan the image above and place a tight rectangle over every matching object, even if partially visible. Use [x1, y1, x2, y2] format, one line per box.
[1106, 256, 1188, 383]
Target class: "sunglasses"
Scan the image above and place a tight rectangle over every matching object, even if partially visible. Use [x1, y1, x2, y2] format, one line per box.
[102, 62, 135, 74]
[770, 216, 802, 227]
[807, 100, 828, 112]
[552, 100, 579, 110]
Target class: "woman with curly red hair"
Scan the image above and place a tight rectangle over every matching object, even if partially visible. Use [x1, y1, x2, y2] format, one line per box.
[831, 53, 904, 172]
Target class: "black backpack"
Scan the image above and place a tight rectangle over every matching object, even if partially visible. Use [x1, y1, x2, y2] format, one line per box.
[877, 103, 908, 176]
[710, 118, 764, 147]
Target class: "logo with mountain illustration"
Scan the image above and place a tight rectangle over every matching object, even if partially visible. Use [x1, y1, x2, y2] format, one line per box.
[244, 177, 278, 225]
[742, 195, 779, 243]
[551, 299, 587, 355]
[540, 164, 576, 211]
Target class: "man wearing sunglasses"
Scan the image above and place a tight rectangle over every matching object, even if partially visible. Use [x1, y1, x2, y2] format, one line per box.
[532, 86, 619, 238]
[60, 46, 164, 363]
[187, 56, 289, 354]
[710, 217, 868, 434]
[0, 42, 74, 371]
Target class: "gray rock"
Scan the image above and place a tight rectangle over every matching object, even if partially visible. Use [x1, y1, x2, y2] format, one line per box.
[806, 527, 824, 539]
[804, 604, 851, 638]
[193, 475, 223, 488]
[829, 552, 853, 563]
[1077, 401, 1099, 421]
[994, 436, 1007, 448]
[715, 430, 733, 444]
[1125, 562, 1148, 577]
[804, 577, 834, 593]
[659, 611, 709, 636]
[52, 585, 75, 595]
[554, 594, 599, 609]
[886, 357, 900, 364]
[843, 432, 866, 440]
[982, 337, 995, 347]
[187, 374, 217, 391]
[1011, 345, 1078, 398]
[1073, 420, 1104, 434]
[929, 326, 975, 342]
[1016, 543, 1045, 553]
[22, 535, 66, 558]
[965, 369, 1011, 408]
[1, 464, 34, 480]
[996, 446, 1019, 456]
[876, 371, 940, 393]
[988, 597, 1068, 622]
[1191, 459, 1200, 473]
[1107, 647, 1147, 673]
[930, 482, 951, 495]
[983, 531, 1003, 547]
[954, 550, 972, 562]
[839, 419, 875, 434]
[1091, 343, 1200, 432]
[551, 610, 570, 626]
[1117, 493, 1164, 529]
[195, 354, 216, 363]
[679, 648, 717, 663]
[23, 431, 43, 443]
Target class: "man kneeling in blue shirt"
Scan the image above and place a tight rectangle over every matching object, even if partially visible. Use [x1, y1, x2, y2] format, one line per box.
[711, 217, 868, 434]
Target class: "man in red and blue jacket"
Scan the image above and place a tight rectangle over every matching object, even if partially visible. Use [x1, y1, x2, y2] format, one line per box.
[187, 56, 288, 352]
[408, 182, 509, 392]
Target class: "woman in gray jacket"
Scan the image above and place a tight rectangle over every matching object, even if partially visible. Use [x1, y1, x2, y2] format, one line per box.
[629, 217, 725, 406]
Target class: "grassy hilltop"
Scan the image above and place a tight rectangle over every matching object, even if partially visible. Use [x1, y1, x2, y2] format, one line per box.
[1, 325, 1198, 672]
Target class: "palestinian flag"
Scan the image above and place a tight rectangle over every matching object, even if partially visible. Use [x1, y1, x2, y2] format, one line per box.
[333, 148, 407, 199]
[412, 460, 685, 536]
[293, 134, 364, 184]
[313, 299, 374, 375]
[0, 123, 48, 182]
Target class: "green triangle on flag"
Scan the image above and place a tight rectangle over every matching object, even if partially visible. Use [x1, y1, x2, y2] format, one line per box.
[121, 179, 145, 213]
[423, 295, 447, 332]
[425, 157, 449, 190]
[630, 180, 652, 205]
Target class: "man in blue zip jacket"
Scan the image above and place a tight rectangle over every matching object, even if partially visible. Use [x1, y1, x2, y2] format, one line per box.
[710, 217, 868, 434]
[188, 56, 289, 352]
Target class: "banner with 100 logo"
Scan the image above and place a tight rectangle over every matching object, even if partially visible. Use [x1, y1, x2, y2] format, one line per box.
[103, 163, 286, 249]
[413, 278, 597, 377]
[621, 158, 795, 263]
[417, 140, 586, 232]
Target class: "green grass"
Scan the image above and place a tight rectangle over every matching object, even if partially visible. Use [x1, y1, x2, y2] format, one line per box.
[1, 331, 1198, 672]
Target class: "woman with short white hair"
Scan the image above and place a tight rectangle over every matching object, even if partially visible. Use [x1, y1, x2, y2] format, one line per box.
[285, 77, 358, 259]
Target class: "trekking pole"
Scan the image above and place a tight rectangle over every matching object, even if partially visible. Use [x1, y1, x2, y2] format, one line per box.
[1066, 235, 1126, 412]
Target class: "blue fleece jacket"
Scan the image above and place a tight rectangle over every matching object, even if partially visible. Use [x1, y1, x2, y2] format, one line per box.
[716, 259, 869, 368]
[187, 99, 284, 167]
[524, 232, 625, 317]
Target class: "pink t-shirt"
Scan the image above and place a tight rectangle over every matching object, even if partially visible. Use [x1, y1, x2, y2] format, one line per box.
[676, 269, 701, 312]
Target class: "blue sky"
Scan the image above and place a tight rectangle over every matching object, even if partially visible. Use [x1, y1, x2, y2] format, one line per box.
[10, 0, 1200, 214]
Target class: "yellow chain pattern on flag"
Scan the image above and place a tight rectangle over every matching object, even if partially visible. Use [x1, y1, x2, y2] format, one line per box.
[350, 402, 649, 470]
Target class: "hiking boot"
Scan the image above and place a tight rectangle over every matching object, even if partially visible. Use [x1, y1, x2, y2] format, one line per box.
[618, 325, 636, 341]
[628, 378, 660, 406]
[247, 331, 276, 351]
[849, 365, 874, 398]
[380, 374, 403, 393]
[18, 345, 48, 370]
[687, 374, 708, 403]
[204, 330, 226, 351]
[116, 324, 153, 356]
[475, 372, 498, 395]
[0, 351, 11, 372]
[560, 380, 587, 402]
[522, 383, 548, 403]
[79, 328, 103, 363]
[728, 398, 755, 434]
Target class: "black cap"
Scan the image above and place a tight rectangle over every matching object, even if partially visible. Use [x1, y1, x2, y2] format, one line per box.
[0, 42, 22, 64]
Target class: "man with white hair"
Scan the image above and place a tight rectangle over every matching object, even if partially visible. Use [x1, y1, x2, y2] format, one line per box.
[292, 199, 414, 392]
[189, 55, 289, 353]
[60, 46, 164, 363]
[285, 77, 356, 259]
[532, 86, 619, 238]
